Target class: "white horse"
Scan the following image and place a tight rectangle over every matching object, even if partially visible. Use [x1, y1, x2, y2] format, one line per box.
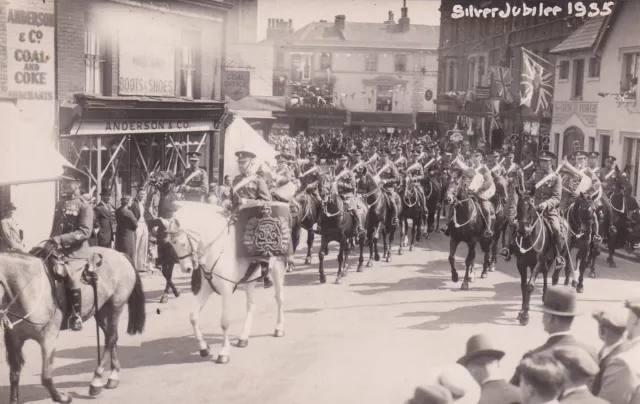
[161, 201, 287, 364]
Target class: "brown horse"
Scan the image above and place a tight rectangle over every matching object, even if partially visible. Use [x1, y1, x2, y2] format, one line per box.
[399, 177, 425, 254]
[1, 247, 146, 404]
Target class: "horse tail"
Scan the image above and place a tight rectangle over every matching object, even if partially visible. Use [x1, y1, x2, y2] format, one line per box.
[127, 270, 146, 335]
[3, 325, 25, 371]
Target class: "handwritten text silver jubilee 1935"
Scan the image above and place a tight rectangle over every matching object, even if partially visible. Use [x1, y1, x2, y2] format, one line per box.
[451, 1, 615, 19]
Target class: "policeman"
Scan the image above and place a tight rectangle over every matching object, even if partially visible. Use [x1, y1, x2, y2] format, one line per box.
[376, 149, 401, 226]
[179, 152, 209, 202]
[335, 154, 365, 237]
[47, 167, 95, 331]
[526, 151, 566, 270]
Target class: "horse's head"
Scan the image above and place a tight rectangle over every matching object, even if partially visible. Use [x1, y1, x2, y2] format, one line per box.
[160, 218, 198, 273]
[149, 171, 177, 193]
[317, 172, 335, 201]
[515, 189, 537, 237]
[575, 192, 596, 230]
[358, 166, 378, 194]
[444, 172, 468, 205]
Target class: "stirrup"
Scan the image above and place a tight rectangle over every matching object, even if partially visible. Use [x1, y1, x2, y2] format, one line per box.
[555, 257, 566, 270]
[498, 247, 510, 258]
[68, 315, 83, 331]
[609, 225, 617, 234]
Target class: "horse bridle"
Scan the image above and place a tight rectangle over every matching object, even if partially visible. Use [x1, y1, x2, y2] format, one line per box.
[515, 201, 545, 254]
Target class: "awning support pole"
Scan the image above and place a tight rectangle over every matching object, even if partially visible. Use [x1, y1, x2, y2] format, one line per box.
[133, 137, 149, 178]
[195, 132, 208, 153]
[97, 137, 102, 196]
[101, 136, 127, 178]
[168, 135, 188, 168]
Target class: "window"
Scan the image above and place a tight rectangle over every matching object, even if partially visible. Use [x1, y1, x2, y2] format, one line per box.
[588, 57, 600, 78]
[179, 32, 201, 98]
[468, 57, 476, 90]
[365, 53, 377, 72]
[588, 137, 595, 152]
[447, 61, 457, 91]
[319, 53, 331, 70]
[572, 59, 585, 99]
[376, 85, 393, 112]
[275, 51, 285, 68]
[621, 52, 639, 98]
[395, 54, 407, 72]
[84, 29, 104, 94]
[559, 60, 570, 80]
[600, 134, 610, 163]
[291, 53, 312, 82]
[477, 56, 485, 86]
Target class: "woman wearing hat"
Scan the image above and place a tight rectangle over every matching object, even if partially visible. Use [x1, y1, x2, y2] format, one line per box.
[0, 202, 25, 252]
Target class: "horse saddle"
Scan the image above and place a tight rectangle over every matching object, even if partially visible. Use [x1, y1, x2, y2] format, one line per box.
[52, 253, 103, 285]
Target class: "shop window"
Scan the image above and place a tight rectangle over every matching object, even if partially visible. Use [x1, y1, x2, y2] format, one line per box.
[84, 29, 105, 95]
[365, 53, 377, 72]
[180, 32, 201, 99]
[559, 60, 570, 80]
[621, 52, 639, 99]
[376, 85, 393, 112]
[395, 54, 407, 73]
[588, 57, 600, 78]
[572, 59, 584, 99]
[319, 53, 332, 70]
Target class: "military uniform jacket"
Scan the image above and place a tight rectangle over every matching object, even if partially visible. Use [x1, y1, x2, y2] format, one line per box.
[424, 157, 441, 177]
[180, 166, 209, 200]
[335, 166, 356, 194]
[487, 162, 507, 179]
[230, 172, 272, 207]
[299, 163, 320, 189]
[273, 164, 295, 187]
[351, 160, 367, 178]
[472, 164, 494, 196]
[376, 160, 400, 189]
[50, 194, 94, 259]
[406, 162, 425, 182]
[527, 171, 562, 209]
[521, 160, 536, 178]
[581, 167, 602, 195]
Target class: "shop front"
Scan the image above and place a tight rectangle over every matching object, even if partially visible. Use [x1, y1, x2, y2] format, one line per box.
[348, 111, 415, 131]
[59, 94, 226, 201]
[550, 101, 598, 159]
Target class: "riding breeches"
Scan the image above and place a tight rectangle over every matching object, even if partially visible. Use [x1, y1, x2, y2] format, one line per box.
[544, 210, 566, 253]
[506, 190, 518, 223]
[558, 195, 576, 216]
[597, 194, 615, 228]
[478, 199, 495, 228]
[383, 188, 399, 219]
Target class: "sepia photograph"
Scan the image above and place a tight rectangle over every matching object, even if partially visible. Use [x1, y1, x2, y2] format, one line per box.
[1, 0, 640, 403]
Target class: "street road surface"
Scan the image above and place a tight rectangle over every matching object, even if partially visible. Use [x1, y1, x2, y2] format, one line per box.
[1, 232, 638, 404]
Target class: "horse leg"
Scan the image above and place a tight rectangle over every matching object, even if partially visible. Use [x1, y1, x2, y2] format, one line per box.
[101, 305, 126, 391]
[190, 276, 214, 357]
[237, 281, 256, 348]
[398, 217, 405, 255]
[374, 222, 382, 261]
[318, 237, 328, 284]
[273, 259, 286, 337]
[409, 218, 416, 252]
[304, 230, 314, 265]
[343, 239, 351, 276]
[481, 240, 491, 279]
[39, 327, 72, 404]
[336, 243, 344, 284]
[5, 332, 25, 404]
[576, 247, 587, 294]
[449, 238, 460, 283]
[387, 226, 395, 263]
[88, 311, 109, 395]
[607, 234, 617, 268]
[462, 242, 476, 290]
[216, 292, 232, 364]
[517, 261, 530, 326]
[367, 228, 374, 268]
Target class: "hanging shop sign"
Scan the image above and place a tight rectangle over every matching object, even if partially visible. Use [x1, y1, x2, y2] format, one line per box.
[68, 119, 215, 136]
[475, 86, 491, 100]
[6, 3, 56, 100]
[425, 90, 433, 101]
[552, 101, 598, 127]
[222, 70, 250, 101]
[118, 25, 175, 96]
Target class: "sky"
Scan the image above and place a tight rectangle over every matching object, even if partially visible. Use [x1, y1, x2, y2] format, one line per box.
[256, 0, 441, 40]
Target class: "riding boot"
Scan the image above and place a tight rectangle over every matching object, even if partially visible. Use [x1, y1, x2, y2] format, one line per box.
[350, 208, 365, 237]
[603, 201, 617, 235]
[390, 196, 399, 226]
[482, 204, 494, 238]
[68, 288, 83, 331]
[262, 264, 273, 289]
[592, 212, 602, 244]
[554, 233, 566, 270]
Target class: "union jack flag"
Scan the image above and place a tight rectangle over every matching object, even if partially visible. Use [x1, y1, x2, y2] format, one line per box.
[520, 48, 554, 115]
[489, 66, 513, 103]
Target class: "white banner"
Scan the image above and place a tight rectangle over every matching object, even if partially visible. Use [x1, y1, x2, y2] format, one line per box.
[118, 25, 175, 96]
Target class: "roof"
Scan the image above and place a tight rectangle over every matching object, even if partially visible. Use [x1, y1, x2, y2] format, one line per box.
[593, 0, 625, 56]
[279, 21, 439, 50]
[550, 16, 606, 54]
[226, 96, 286, 112]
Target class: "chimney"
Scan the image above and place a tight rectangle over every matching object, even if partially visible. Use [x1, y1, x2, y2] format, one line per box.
[398, 0, 410, 32]
[386, 11, 395, 23]
[335, 15, 345, 31]
[266, 18, 294, 41]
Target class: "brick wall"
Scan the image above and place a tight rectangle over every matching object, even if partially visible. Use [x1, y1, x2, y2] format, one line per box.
[56, 0, 85, 101]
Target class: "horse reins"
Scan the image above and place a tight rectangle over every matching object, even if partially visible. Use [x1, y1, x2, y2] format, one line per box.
[515, 208, 545, 254]
[452, 197, 477, 228]
[0, 260, 48, 331]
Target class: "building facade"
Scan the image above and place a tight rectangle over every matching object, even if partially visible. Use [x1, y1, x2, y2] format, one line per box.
[269, 6, 439, 134]
[56, 0, 230, 196]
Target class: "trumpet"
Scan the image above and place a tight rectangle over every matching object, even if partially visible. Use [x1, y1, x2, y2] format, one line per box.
[557, 158, 592, 194]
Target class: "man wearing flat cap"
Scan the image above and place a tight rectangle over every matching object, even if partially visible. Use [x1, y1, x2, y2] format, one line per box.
[459, 334, 522, 404]
[553, 346, 608, 404]
[596, 299, 640, 404]
[178, 151, 209, 202]
[591, 307, 630, 396]
[511, 286, 597, 386]
[94, 189, 115, 248]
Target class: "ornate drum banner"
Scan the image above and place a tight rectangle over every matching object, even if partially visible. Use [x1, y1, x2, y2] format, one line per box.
[235, 201, 292, 259]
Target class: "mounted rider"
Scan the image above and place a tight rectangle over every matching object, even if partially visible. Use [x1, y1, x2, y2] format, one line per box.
[559, 150, 602, 237]
[46, 167, 95, 331]
[269, 153, 297, 202]
[499, 148, 521, 260]
[405, 148, 427, 210]
[350, 150, 367, 181]
[423, 142, 442, 196]
[392, 146, 407, 173]
[468, 149, 496, 238]
[525, 151, 567, 270]
[486, 149, 508, 205]
[596, 155, 621, 234]
[299, 151, 322, 204]
[333, 153, 366, 237]
[177, 151, 209, 202]
[374, 148, 401, 226]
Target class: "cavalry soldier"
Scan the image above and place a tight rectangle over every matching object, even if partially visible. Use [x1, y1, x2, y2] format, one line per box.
[525, 151, 567, 270]
[406, 149, 427, 210]
[423, 143, 442, 194]
[520, 151, 537, 179]
[500, 149, 522, 260]
[299, 151, 322, 204]
[393, 145, 408, 173]
[375, 149, 401, 226]
[269, 153, 296, 202]
[468, 149, 496, 238]
[47, 167, 95, 331]
[486, 150, 508, 205]
[334, 153, 366, 237]
[587, 151, 600, 172]
[366, 144, 379, 161]
[178, 152, 209, 202]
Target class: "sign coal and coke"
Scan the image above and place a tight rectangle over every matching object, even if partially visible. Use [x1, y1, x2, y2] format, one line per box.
[223, 70, 250, 101]
[118, 26, 176, 96]
[6, 3, 56, 100]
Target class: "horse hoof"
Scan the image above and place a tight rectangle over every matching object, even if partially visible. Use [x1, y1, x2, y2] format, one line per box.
[305, 257, 312, 265]
[517, 311, 522, 320]
[589, 271, 596, 279]
[608, 260, 617, 268]
[216, 355, 230, 364]
[520, 315, 530, 326]
[409, 246, 414, 252]
[398, 250, 404, 256]
[274, 329, 285, 338]
[451, 272, 459, 283]
[488, 265, 495, 272]
[236, 339, 249, 348]
[481, 272, 487, 279]
[341, 270, 348, 278]
[374, 254, 380, 262]
[571, 280, 578, 288]
[366, 261, 373, 268]
[386, 256, 391, 263]
[57, 392, 73, 404]
[105, 379, 120, 389]
[577, 285, 584, 294]
[159, 294, 169, 304]
[335, 277, 342, 284]
[527, 284, 535, 294]
[89, 385, 103, 397]
[199, 346, 211, 357]
[461, 282, 469, 291]
[319, 274, 327, 284]
[357, 265, 363, 272]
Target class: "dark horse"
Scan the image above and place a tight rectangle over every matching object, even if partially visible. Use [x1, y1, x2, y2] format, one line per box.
[2, 247, 146, 404]
[443, 172, 493, 290]
[422, 176, 442, 240]
[316, 173, 367, 284]
[513, 186, 570, 326]
[291, 190, 322, 265]
[565, 193, 597, 293]
[485, 194, 507, 275]
[359, 167, 400, 266]
[399, 175, 425, 254]
[147, 171, 182, 303]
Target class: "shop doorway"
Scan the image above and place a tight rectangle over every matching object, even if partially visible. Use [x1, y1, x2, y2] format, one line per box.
[562, 126, 585, 157]
[623, 137, 640, 197]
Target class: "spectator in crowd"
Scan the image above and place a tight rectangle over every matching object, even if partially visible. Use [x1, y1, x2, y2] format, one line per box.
[206, 182, 219, 205]
[405, 384, 454, 404]
[552, 346, 607, 404]
[131, 188, 150, 272]
[437, 364, 481, 404]
[597, 299, 640, 404]
[517, 355, 566, 404]
[458, 334, 522, 404]
[511, 286, 597, 386]
[94, 189, 115, 248]
[0, 202, 25, 252]
[115, 195, 137, 261]
[218, 175, 232, 203]
[591, 308, 630, 396]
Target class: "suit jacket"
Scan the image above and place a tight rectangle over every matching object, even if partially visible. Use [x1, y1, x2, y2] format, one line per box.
[115, 206, 138, 260]
[0, 218, 25, 251]
[592, 340, 630, 396]
[511, 334, 597, 386]
[561, 387, 609, 404]
[94, 202, 114, 247]
[130, 199, 152, 225]
[479, 379, 522, 404]
[598, 338, 640, 404]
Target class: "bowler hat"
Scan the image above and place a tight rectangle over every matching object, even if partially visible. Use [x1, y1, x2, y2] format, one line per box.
[187, 151, 201, 160]
[408, 384, 453, 404]
[592, 308, 627, 331]
[60, 166, 84, 182]
[540, 286, 580, 316]
[457, 334, 505, 366]
[625, 298, 640, 318]
[553, 346, 600, 377]
[235, 150, 256, 160]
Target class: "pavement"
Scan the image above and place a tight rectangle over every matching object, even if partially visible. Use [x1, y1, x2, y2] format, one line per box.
[1, 231, 639, 404]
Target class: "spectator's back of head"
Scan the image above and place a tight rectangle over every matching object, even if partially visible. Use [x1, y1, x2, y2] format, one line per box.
[517, 355, 565, 403]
